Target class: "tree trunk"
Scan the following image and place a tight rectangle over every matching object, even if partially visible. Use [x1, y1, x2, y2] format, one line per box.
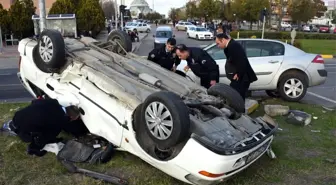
[250, 21, 253, 30]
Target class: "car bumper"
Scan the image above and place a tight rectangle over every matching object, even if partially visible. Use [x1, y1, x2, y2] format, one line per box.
[305, 63, 327, 86]
[154, 42, 164, 49]
[170, 136, 273, 184]
[197, 36, 213, 40]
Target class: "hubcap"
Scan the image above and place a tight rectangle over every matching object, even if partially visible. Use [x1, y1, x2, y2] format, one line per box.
[145, 102, 173, 140]
[39, 36, 53, 63]
[284, 78, 304, 98]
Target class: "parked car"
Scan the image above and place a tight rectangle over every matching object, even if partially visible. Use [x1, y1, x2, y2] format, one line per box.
[303, 25, 311, 32]
[153, 26, 175, 48]
[187, 26, 214, 40]
[319, 25, 330, 33]
[177, 39, 327, 102]
[125, 22, 151, 33]
[175, 22, 195, 31]
[281, 22, 291, 28]
[17, 29, 277, 185]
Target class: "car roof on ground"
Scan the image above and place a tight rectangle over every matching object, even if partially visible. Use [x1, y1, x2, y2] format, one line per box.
[156, 26, 173, 31]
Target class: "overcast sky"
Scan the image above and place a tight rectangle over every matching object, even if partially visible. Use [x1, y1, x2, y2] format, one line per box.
[123, 0, 188, 16]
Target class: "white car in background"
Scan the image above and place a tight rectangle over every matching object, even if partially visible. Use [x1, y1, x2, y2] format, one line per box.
[281, 22, 291, 29]
[187, 27, 213, 40]
[177, 39, 327, 102]
[175, 22, 195, 31]
[125, 22, 151, 33]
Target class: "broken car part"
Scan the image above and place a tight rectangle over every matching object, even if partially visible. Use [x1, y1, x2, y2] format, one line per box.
[286, 110, 312, 126]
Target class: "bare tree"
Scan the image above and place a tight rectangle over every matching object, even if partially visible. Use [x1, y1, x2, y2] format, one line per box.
[100, 0, 115, 19]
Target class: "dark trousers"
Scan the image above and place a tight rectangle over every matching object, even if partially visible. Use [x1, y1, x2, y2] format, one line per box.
[230, 80, 250, 100]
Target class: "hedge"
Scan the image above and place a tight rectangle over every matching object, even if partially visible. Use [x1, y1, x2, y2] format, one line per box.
[229, 31, 336, 40]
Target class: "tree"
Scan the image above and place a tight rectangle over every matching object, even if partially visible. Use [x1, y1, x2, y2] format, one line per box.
[198, 0, 221, 20]
[288, 0, 315, 23]
[0, 4, 10, 34]
[131, 11, 137, 17]
[327, 10, 336, 24]
[49, 0, 76, 14]
[76, 0, 105, 36]
[223, 0, 235, 22]
[8, 0, 36, 38]
[313, 0, 327, 18]
[138, 13, 144, 19]
[168, 8, 180, 21]
[100, 0, 115, 19]
[186, 1, 199, 19]
[145, 12, 162, 21]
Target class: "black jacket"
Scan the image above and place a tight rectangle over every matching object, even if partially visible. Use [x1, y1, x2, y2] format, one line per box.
[186, 47, 219, 80]
[12, 99, 70, 145]
[224, 39, 258, 83]
[148, 44, 181, 70]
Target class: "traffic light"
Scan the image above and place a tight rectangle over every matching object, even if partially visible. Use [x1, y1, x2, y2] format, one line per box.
[119, 5, 127, 13]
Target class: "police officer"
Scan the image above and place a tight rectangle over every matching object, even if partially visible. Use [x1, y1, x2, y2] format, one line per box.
[147, 38, 181, 71]
[215, 33, 257, 100]
[8, 98, 80, 156]
[175, 44, 219, 89]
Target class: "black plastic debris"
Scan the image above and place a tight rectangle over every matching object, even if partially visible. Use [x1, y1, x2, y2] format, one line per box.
[285, 110, 312, 126]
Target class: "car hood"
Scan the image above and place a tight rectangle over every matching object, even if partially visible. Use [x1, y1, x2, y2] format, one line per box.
[196, 31, 212, 34]
[155, 37, 168, 43]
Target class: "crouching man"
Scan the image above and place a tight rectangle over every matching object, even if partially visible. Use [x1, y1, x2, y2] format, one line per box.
[8, 98, 80, 157]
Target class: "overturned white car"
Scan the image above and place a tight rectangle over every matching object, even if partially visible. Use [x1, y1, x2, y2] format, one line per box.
[17, 29, 277, 185]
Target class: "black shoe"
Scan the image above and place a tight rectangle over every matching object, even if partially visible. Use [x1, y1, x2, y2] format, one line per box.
[27, 143, 47, 157]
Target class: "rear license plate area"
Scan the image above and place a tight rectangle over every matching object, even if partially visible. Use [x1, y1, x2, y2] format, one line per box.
[246, 141, 270, 164]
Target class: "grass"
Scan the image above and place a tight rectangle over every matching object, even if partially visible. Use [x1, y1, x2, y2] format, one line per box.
[0, 100, 336, 185]
[299, 40, 336, 55]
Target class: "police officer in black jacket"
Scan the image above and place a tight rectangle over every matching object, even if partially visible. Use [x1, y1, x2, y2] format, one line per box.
[175, 44, 219, 89]
[215, 33, 258, 100]
[8, 98, 80, 156]
[147, 38, 181, 71]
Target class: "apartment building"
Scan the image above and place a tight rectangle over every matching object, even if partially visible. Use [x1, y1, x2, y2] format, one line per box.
[0, 0, 56, 13]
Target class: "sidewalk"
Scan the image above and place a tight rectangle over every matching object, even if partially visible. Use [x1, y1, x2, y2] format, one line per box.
[0, 45, 19, 58]
[96, 30, 148, 52]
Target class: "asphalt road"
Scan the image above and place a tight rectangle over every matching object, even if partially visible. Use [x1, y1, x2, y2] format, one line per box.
[0, 27, 335, 108]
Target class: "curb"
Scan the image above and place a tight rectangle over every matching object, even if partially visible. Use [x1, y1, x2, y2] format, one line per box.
[321, 54, 336, 59]
[131, 33, 148, 53]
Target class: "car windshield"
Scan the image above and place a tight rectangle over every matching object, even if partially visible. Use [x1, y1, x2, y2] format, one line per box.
[156, 31, 172, 38]
[196, 28, 207, 31]
[126, 22, 133, 26]
[185, 22, 192, 25]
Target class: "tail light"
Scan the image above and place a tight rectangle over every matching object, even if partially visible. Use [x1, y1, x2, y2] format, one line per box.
[312, 55, 324, 64]
[18, 56, 22, 72]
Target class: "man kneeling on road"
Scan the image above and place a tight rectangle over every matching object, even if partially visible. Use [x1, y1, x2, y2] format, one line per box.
[147, 38, 181, 71]
[7, 98, 80, 157]
[175, 44, 219, 89]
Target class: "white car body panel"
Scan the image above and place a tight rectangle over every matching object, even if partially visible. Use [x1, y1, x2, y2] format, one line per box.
[178, 39, 326, 91]
[187, 27, 213, 40]
[18, 37, 277, 184]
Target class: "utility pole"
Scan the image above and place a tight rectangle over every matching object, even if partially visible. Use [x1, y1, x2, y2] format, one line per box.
[262, 7, 266, 39]
[278, 0, 283, 31]
[39, 0, 47, 31]
[115, 0, 118, 29]
[0, 26, 3, 53]
[120, 0, 123, 30]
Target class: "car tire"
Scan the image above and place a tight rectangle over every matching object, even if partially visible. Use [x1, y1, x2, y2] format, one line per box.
[33, 29, 66, 73]
[265, 90, 280, 98]
[146, 29, 150, 33]
[207, 83, 245, 114]
[187, 33, 190, 38]
[277, 71, 308, 102]
[99, 143, 116, 163]
[141, 91, 190, 149]
[196, 35, 199, 40]
[107, 29, 132, 53]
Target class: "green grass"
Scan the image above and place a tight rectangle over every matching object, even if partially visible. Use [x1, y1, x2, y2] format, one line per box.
[1, 100, 336, 185]
[299, 40, 336, 55]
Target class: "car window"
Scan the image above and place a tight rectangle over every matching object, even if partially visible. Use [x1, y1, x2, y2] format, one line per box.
[245, 41, 285, 57]
[196, 27, 207, 31]
[189, 27, 194, 31]
[156, 31, 172, 38]
[143, 24, 147, 26]
[206, 45, 226, 60]
[138, 24, 143, 26]
[185, 22, 192, 25]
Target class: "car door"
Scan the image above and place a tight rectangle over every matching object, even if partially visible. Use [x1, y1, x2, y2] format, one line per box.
[77, 78, 125, 146]
[143, 23, 148, 31]
[137, 23, 143, 31]
[243, 40, 284, 87]
[189, 27, 195, 38]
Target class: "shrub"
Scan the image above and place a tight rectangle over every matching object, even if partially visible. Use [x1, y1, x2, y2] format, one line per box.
[230, 31, 336, 40]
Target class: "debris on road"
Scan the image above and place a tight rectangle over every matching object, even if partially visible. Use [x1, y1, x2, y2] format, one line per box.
[264, 105, 290, 117]
[313, 116, 318, 120]
[322, 106, 336, 111]
[311, 130, 321, 133]
[286, 110, 312, 126]
[325, 158, 336, 164]
[262, 114, 278, 127]
[266, 147, 277, 159]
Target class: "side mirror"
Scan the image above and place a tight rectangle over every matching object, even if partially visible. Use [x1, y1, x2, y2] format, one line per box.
[173, 35, 175, 38]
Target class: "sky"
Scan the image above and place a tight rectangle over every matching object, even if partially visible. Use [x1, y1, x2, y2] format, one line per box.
[123, 0, 188, 16]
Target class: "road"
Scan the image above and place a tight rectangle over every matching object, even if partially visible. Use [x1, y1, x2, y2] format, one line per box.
[0, 27, 335, 108]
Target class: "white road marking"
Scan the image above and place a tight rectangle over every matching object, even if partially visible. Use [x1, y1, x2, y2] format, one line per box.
[307, 91, 336, 104]
[0, 73, 13, 76]
[0, 84, 22, 87]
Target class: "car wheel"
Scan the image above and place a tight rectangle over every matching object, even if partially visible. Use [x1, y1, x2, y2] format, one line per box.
[277, 71, 308, 102]
[141, 91, 190, 149]
[196, 35, 199, 40]
[107, 29, 132, 53]
[207, 83, 245, 114]
[187, 33, 189, 38]
[265, 90, 280, 98]
[99, 143, 116, 163]
[185, 27, 187, 31]
[146, 29, 150, 33]
[34, 29, 66, 73]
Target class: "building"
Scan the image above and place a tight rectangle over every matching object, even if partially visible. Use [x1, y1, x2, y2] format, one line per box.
[129, 0, 153, 18]
[0, 0, 56, 13]
[270, 0, 291, 24]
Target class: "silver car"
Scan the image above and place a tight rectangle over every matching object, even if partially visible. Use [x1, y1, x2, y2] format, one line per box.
[177, 39, 327, 102]
[153, 26, 175, 48]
